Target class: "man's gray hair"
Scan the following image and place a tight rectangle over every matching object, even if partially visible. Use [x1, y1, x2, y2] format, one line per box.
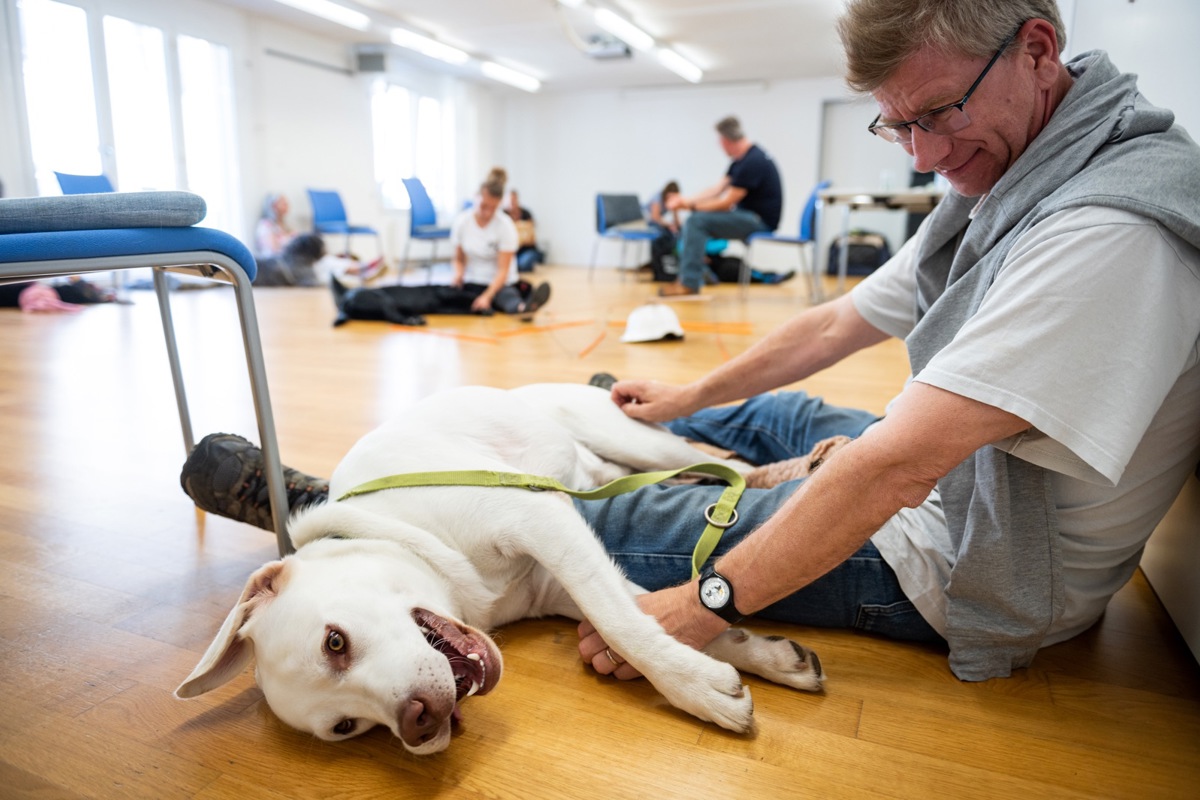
[837, 0, 1067, 92]
[715, 116, 744, 141]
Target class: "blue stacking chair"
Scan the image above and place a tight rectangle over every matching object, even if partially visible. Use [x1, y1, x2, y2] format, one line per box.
[746, 180, 832, 302]
[0, 191, 293, 556]
[400, 177, 451, 277]
[306, 188, 380, 257]
[589, 193, 659, 279]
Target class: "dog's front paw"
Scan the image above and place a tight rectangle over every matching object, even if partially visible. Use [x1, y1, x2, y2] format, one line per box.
[706, 629, 825, 692]
[651, 653, 754, 734]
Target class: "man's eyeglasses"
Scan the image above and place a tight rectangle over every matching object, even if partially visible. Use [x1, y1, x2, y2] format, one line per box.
[868, 25, 1022, 145]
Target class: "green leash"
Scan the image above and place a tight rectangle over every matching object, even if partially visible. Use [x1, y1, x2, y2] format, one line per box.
[338, 462, 746, 578]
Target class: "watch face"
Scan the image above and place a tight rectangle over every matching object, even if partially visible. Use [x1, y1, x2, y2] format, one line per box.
[700, 575, 731, 609]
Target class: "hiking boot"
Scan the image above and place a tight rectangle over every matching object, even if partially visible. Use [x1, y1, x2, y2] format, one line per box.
[588, 372, 618, 392]
[180, 433, 329, 532]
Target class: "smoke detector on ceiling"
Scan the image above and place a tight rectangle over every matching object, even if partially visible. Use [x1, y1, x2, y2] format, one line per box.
[585, 33, 632, 60]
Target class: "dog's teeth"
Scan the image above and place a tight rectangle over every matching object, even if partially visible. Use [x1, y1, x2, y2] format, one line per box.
[466, 680, 481, 697]
[466, 653, 481, 661]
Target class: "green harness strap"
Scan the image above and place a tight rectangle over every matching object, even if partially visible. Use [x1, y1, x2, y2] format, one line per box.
[338, 462, 746, 579]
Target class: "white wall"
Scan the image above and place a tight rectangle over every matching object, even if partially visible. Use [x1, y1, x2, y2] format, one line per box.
[1065, 0, 1200, 139]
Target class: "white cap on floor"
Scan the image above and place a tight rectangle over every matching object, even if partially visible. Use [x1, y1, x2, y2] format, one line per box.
[620, 303, 685, 343]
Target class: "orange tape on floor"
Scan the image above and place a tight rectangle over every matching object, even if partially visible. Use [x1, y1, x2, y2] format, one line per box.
[577, 330, 607, 359]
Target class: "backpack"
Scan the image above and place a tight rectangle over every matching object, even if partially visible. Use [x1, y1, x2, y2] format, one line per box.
[827, 229, 892, 275]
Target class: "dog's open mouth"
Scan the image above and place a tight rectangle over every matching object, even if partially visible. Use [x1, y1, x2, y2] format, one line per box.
[413, 608, 500, 703]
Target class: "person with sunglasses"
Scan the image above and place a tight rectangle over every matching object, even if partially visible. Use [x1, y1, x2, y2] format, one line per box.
[576, 0, 1200, 683]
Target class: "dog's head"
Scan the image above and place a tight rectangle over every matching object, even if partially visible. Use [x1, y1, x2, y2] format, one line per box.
[175, 537, 503, 754]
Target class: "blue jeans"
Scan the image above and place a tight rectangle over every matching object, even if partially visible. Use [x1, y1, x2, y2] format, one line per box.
[574, 391, 944, 643]
[678, 210, 769, 289]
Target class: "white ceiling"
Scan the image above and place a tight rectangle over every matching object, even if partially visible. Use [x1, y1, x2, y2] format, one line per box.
[210, 0, 849, 92]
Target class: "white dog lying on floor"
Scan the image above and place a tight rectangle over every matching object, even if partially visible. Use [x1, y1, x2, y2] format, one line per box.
[176, 384, 824, 755]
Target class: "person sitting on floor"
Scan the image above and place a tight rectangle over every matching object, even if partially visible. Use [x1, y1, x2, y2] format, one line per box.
[326, 170, 550, 326]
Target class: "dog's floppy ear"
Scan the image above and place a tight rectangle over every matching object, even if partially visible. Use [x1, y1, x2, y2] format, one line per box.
[175, 559, 289, 699]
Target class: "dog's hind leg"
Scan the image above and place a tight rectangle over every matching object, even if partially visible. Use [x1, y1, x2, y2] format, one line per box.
[704, 629, 825, 692]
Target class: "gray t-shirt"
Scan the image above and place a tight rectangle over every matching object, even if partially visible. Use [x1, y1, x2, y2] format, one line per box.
[853, 205, 1200, 643]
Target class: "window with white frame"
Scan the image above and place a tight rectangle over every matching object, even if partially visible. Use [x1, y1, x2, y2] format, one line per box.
[178, 35, 242, 234]
[103, 15, 176, 192]
[17, 0, 103, 196]
[371, 78, 455, 217]
[14, 0, 243, 235]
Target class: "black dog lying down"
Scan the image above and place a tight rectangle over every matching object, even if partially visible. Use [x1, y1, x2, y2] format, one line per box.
[331, 276, 430, 327]
[330, 276, 548, 327]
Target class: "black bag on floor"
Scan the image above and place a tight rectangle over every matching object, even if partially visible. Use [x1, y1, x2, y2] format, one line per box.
[710, 255, 744, 283]
[649, 227, 679, 282]
[827, 230, 892, 275]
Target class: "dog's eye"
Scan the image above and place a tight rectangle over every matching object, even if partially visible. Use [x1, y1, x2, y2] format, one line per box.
[325, 628, 347, 653]
[332, 718, 356, 736]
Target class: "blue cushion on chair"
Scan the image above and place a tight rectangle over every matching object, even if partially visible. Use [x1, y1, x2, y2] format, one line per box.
[0, 227, 257, 281]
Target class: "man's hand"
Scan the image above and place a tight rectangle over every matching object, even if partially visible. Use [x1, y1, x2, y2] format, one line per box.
[610, 379, 699, 423]
[665, 194, 688, 212]
[577, 582, 729, 680]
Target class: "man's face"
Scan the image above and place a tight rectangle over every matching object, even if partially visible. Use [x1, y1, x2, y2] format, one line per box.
[872, 42, 1043, 197]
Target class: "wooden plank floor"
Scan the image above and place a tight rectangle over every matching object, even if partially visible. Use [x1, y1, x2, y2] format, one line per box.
[0, 264, 1197, 799]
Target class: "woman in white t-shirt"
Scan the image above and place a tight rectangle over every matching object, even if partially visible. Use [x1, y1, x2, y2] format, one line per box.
[450, 170, 550, 315]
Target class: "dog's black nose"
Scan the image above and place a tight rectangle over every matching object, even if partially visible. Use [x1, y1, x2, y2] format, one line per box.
[398, 695, 447, 746]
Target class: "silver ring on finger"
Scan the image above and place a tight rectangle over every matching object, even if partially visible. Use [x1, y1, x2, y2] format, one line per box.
[605, 647, 625, 666]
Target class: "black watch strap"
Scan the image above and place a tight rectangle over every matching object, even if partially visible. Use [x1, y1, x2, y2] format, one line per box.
[698, 564, 744, 624]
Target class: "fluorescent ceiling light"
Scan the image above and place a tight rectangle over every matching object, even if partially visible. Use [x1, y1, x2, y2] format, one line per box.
[593, 8, 654, 51]
[273, 0, 370, 32]
[481, 61, 541, 93]
[390, 28, 471, 66]
[656, 47, 702, 83]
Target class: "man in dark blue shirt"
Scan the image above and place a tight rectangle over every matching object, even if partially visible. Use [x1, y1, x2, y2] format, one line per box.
[661, 116, 783, 297]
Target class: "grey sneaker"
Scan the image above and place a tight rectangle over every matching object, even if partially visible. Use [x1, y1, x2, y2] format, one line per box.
[517, 282, 552, 320]
[180, 433, 329, 532]
[588, 372, 618, 392]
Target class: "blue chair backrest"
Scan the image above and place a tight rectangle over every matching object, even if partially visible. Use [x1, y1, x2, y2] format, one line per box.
[798, 180, 832, 241]
[55, 172, 115, 195]
[402, 178, 439, 228]
[307, 189, 348, 226]
[596, 194, 643, 233]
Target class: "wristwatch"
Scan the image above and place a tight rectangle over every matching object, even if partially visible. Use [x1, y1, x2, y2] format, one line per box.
[698, 565, 743, 623]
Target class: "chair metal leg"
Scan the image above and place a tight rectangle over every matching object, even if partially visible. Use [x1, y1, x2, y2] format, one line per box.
[739, 240, 753, 299]
[224, 261, 292, 557]
[836, 205, 852, 296]
[804, 242, 825, 304]
[152, 267, 195, 453]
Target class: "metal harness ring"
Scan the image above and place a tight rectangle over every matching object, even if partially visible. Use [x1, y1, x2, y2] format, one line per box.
[703, 503, 739, 529]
